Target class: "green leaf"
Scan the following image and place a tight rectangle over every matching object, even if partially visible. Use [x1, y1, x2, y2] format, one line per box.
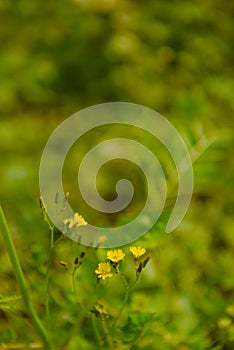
[0, 294, 21, 304]
[115, 312, 156, 344]
[0, 295, 21, 315]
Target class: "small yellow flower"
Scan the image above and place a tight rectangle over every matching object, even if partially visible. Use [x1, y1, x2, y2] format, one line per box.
[95, 262, 113, 280]
[64, 212, 87, 230]
[130, 246, 146, 260]
[74, 213, 87, 226]
[107, 249, 125, 263]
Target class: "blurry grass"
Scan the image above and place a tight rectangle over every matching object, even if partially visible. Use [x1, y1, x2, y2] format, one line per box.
[1, 111, 234, 349]
[1, 0, 234, 348]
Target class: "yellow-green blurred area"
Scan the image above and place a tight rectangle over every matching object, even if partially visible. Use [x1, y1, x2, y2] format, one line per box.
[0, 0, 234, 348]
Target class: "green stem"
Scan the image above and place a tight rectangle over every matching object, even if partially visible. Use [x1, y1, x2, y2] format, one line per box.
[112, 275, 139, 328]
[0, 206, 53, 350]
[45, 226, 54, 329]
[94, 277, 109, 301]
[115, 267, 129, 289]
[101, 320, 114, 350]
[112, 287, 130, 328]
[72, 268, 88, 314]
[92, 316, 102, 346]
[120, 274, 129, 289]
[53, 233, 65, 246]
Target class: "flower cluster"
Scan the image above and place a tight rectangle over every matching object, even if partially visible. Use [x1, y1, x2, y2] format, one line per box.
[95, 247, 149, 280]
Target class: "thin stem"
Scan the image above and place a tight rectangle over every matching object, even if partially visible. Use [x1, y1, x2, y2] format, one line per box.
[112, 288, 130, 328]
[45, 226, 54, 329]
[115, 268, 129, 289]
[53, 233, 65, 246]
[92, 316, 102, 346]
[118, 272, 129, 288]
[0, 206, 53, 350]
[71, 268, 88, 314]
[101, 319, 114, 350]
[94, 277, 109, 301]
[112, 275, 139, 328]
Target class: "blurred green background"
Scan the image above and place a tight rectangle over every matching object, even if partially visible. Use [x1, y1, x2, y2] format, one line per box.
[0, 0, 234, 349]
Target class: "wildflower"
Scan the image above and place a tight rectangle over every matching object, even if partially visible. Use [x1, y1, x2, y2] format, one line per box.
[107, 249, 125, 263]
[64, 212, 87, 230]
[130, 246, 146, 260]
[95, 262, 113, 280]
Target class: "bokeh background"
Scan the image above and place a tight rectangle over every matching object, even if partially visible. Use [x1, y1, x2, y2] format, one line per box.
[0, 0, 234, 349]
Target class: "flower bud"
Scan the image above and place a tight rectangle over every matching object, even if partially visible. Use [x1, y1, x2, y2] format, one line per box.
[74, 256, 79, 265]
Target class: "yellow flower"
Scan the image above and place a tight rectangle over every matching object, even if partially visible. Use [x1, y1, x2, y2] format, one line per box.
[107, 249, 125, 263]
[74, 213, 87, 226]
[130, 246, 146, 260]
[64, 212, 87, 230]
[95, 262, 113, 280]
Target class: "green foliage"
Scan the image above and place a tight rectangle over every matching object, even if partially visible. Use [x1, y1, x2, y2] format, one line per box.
[116, 312, 156, 344]
[0, 295, 21, 315]
[1, 0, 234, 349]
